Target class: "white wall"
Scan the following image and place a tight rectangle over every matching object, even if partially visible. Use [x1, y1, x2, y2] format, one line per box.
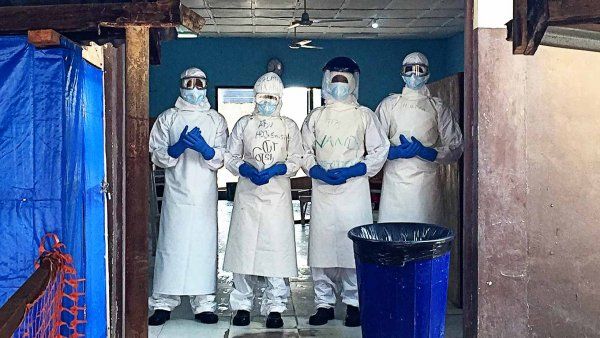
[474, 0, 512, 29]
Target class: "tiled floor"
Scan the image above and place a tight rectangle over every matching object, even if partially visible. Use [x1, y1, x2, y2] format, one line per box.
[148, 201, 463, 338]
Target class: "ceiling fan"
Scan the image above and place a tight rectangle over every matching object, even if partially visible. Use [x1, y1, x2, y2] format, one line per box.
[289, 27, 323, 49]
[287, 0, 364, 29]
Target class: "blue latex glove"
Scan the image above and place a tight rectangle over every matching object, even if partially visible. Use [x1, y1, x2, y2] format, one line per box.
[411, 136, 438, 162]
[328, 162, 367, 181]
[388, 134, 418, 160]
[309, 165, 346, 185]
[185, 127, 215, 160]
[167, 125, 191, 159]
[250, 174, 269, 186]
[258, 163, 287, 181]
[239, 162, 259, 178]
[239, 162, 269, 186]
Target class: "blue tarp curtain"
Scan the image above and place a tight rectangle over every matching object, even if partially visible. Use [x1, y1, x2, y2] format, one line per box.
[0, 36, 107, 337]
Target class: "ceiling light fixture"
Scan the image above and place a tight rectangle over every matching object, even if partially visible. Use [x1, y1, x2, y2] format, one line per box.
[176, 26, 198, 39]
[177, 32, 198, 39]
[370, 19, 379, 29]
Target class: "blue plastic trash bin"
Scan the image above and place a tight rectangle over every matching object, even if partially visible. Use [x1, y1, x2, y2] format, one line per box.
[348, 223, 454, 338]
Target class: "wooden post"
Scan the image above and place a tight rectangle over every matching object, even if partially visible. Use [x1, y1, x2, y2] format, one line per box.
[124, 25, 150, 338]
[463, 0, 478, 336]
[104, 43, 126, 338]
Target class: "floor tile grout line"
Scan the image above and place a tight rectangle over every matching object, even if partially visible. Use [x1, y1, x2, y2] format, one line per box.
[289, 283, 301, 329]
[155, 324, 164, 338]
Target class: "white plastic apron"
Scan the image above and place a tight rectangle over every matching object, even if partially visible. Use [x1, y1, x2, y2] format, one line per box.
[378, 96, 442, 224]
[223, 116, 298, 277]
[309, 105, 373, 269]
[153, 110, 219, 295]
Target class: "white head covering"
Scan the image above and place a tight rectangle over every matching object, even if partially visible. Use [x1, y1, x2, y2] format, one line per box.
[321, 71, 359, 106]
[254, 72, 284, 97]
[402, 52, 429, 67]
[253, 72, 284, 116]
[178, 67, 211, 111]
[180, 67, 207, 80]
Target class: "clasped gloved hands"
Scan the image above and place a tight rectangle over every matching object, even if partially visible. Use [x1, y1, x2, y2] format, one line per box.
[239, 162, 266, 185]
[309, 163, 367, 186]
[167, 125, 215, 160]
[258, 163, 287, 182]
[388, 134, 417, 160]
[327, 162, 367, 182]
[388, 134, 437, 162]
[310, 165, 345, 185]
[240, 162, 287, 186]
[185, 127, 215, 160]
[167, 125, 191, 159]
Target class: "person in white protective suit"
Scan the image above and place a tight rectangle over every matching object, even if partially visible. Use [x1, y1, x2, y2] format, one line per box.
[376, 52, 463, 224]
[147, 67, 228, 326]
[301, 57, 389, 327]
[223, 72, 303, 329]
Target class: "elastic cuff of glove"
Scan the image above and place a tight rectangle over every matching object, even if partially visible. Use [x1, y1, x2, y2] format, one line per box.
[278, 164, 288, 175]
[308, 165, 320, 178]
[355, 162, 367, 176]
[167, 146, 183, 159]
[421, 148, 438, 162]
[238, 163, 250, 177]
[202, 147, 215, 160]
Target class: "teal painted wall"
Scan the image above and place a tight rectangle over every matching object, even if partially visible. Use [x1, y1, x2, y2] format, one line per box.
[443, 32, 465, 76]
[150, 33, 464, 117]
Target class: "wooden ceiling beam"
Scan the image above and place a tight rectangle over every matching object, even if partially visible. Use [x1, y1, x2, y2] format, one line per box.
[507, 0, 600, 55]
[0, 0, 204, 34]
[548, 0, 600, 25]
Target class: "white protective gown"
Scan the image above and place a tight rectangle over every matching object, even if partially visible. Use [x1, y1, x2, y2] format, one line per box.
[376, 85, 463, 224]
[149, 96, 228, 295]
[223, 97, 303, 278]
[301, 88, 389, 269]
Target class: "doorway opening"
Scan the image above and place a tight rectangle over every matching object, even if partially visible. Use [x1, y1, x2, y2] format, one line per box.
[141, 1, 474, 337]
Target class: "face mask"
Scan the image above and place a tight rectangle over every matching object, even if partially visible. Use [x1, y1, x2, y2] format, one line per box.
[330, 82, 350, 100]
[402, 74, 428, 90]
[257, 100, 278, 116]
[180, 88, 207, 105]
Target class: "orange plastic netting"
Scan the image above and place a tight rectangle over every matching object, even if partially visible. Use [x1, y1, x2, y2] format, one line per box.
[12, 234, 86, 338]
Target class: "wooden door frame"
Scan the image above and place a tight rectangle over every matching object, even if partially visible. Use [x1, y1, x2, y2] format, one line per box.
[104, 43, 127, 337]
[100, 3, 481, 336]
[463, 0, 479, 336]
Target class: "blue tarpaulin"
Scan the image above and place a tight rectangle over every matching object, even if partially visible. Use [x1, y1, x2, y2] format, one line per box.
[0, 36, 107, 336]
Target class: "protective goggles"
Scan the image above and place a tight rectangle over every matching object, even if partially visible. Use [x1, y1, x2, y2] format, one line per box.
[255, 94, 280, 104]
[180, 77, 207, 90]
[401, 64, 429, 77]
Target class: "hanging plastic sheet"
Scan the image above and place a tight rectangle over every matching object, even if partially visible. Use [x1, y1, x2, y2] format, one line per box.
[0, 36, 106, 336]
[81, 58, 107, 337]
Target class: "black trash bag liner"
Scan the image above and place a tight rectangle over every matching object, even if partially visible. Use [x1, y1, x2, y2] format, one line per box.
[348, 223, 454, 266]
